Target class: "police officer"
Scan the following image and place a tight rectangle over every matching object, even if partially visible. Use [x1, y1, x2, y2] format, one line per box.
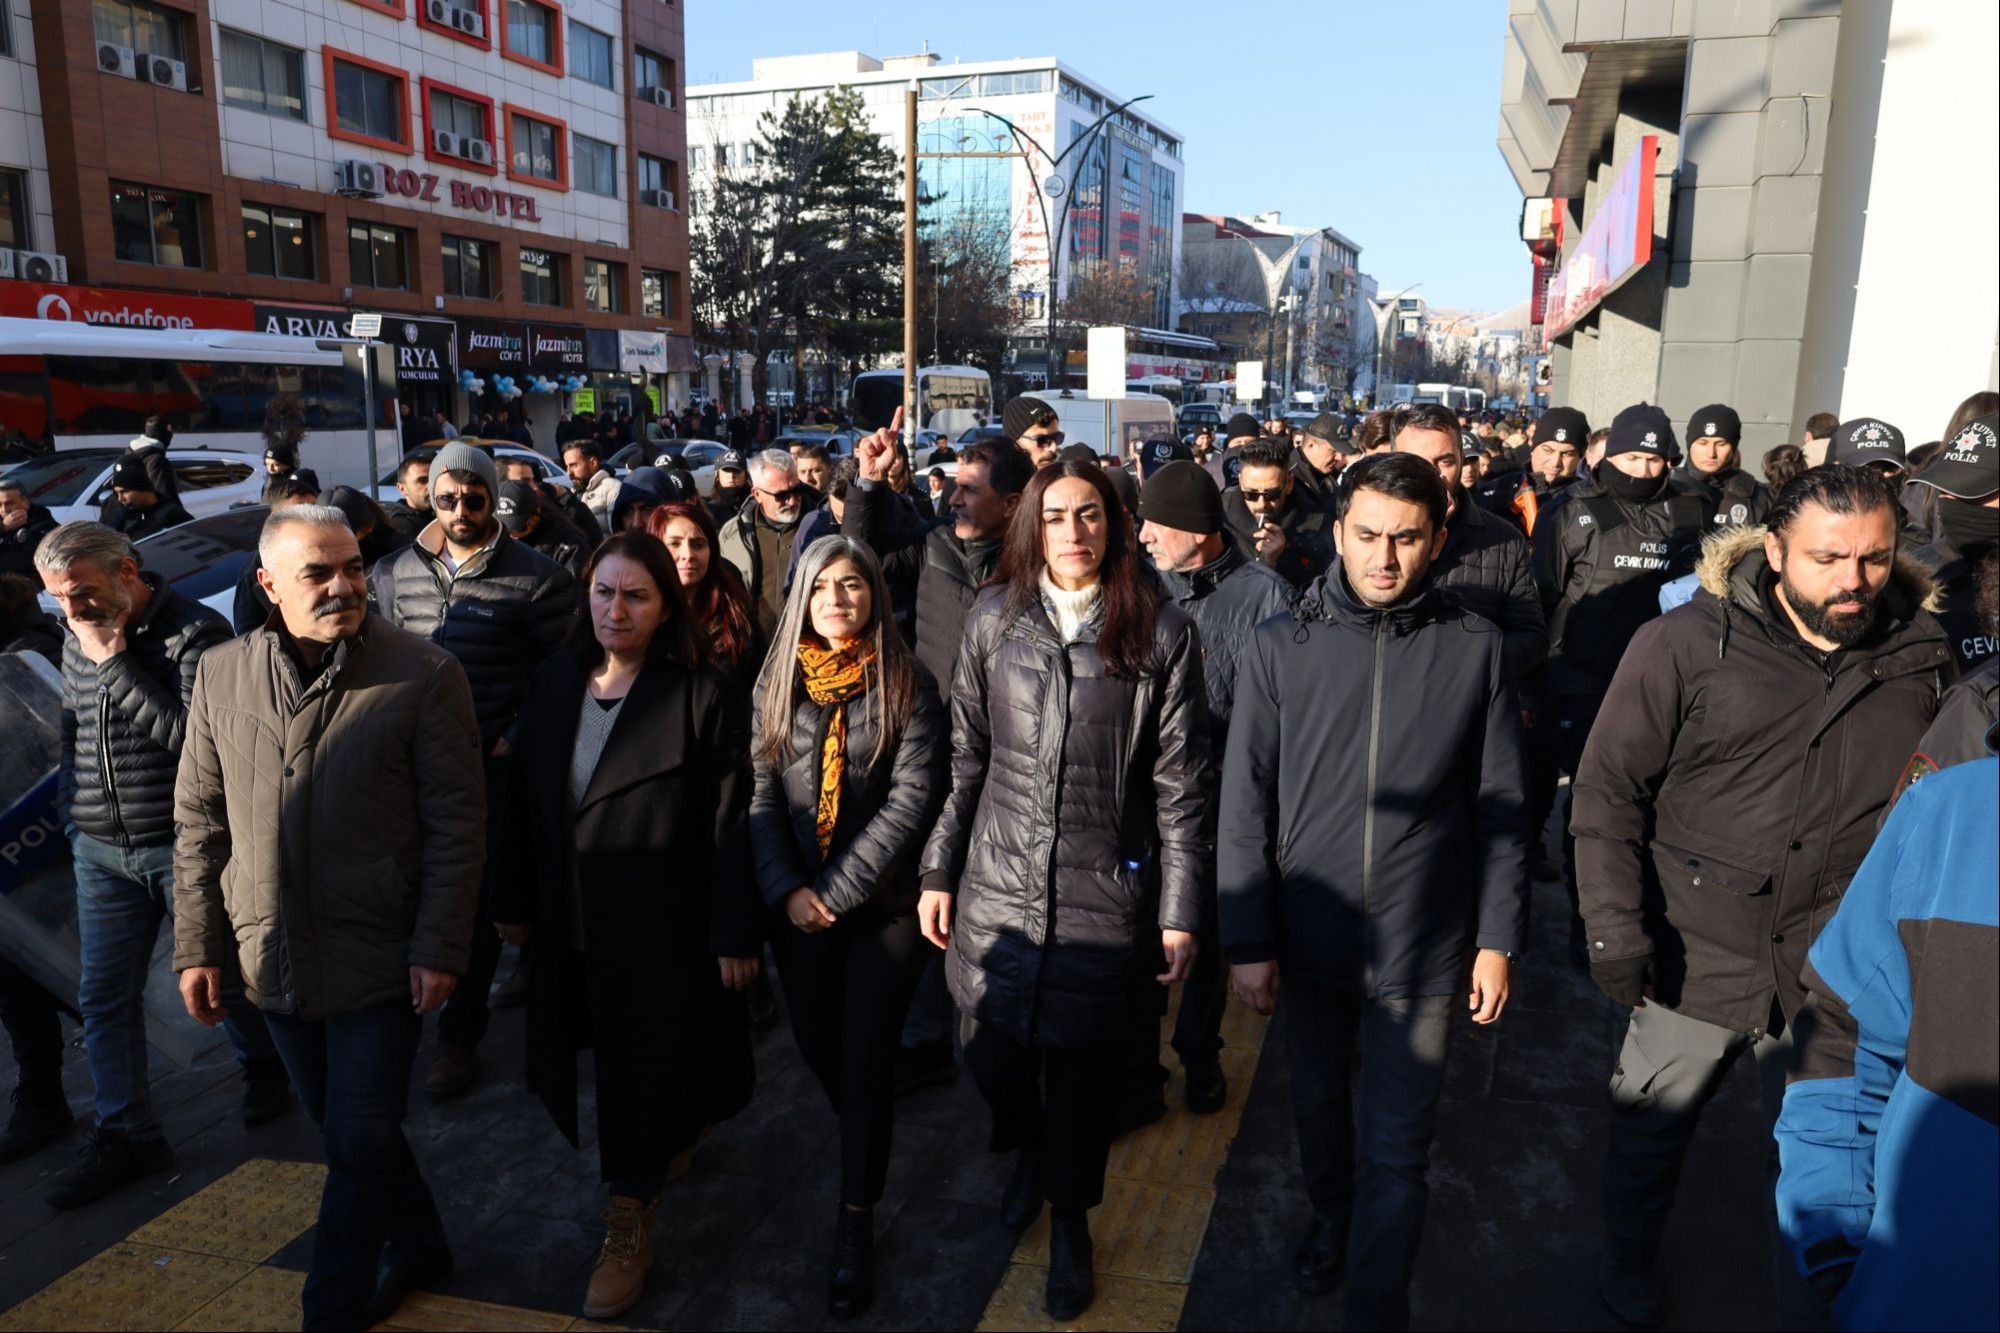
[1674, 404, 1769, 529]
[1477, 407, 1590, 539]
[1904, 414, 1999, 674]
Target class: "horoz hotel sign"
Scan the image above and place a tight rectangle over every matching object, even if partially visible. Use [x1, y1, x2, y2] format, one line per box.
[377, 166, 545, 224]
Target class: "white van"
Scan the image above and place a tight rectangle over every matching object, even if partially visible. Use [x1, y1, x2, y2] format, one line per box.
[1043, 392, 1176, 460]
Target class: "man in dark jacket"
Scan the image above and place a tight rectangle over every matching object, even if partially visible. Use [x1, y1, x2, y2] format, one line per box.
[1002, 394, 1065, 470]
[1138, 461, 1292, 1115]
[496, 480, 588, 576]
[1572, 465, 1951, 1327]
[102, 456, 193, 541]
[381, 452, 434, 537]
[500, 456, 602, 550]
[115, 417, 181, 502]
[1902, 414, 1998, 674]
[1674, 403, 1770, 530]
[370, 443, 574, 1096]
[846, 428, 1034, 1091]
[1476, 406, 1588, 539]
[1224, 439, 1335, 590]
[1393, 404, 1547, 682]
[32, 522, 289, 1209]
[1220, 453, 1528, 1329]
[1886, 552, 1998, 814]
[0, 478, 59, 578]
[1289, 412, 1353, 516]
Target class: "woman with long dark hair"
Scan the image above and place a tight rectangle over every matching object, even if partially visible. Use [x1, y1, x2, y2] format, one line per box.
[917, 460, 1211, 1321]
[747, 535, 947, 1318]
[648, 501, 764, 691]
[496, 531, 761, 1322]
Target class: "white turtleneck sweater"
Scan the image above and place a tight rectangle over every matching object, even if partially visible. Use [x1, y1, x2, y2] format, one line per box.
[1039, 569, 1103, 643]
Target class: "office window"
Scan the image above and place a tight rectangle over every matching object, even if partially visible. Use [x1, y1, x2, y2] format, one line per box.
[583, 259, 622, 313]
[519, 248, 562, 306]
[442, 235, 491, 298]
[507, 110, 564, 186]
[329, 53, 410, 151]
[569, 20, 613, 88]
[220, 30, 307, 122]
[348, 222, 410, 290]
[641, 268, 676, 319]
[637, 154, 676, 201]
[0, 171, 28, 250]
[243, 204, 316, 280]
[109, 182, 202, 268]
[689, 145, 706, 172]
[634, 47, 672, 96]
[92, 0, 185, 61]
[574, 135, 617, 197]
[503, 0, 560, 71]
[430, 88, 489, 143]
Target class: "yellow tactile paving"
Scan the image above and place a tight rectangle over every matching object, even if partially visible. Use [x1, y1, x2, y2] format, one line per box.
[372, 1290, 577, 1331]
[977, 1262, 1187, 1332]
[1012, 1178, 1217, 1283]
[172, 1264, 306, 1331]
[0, 1243, 253, 1332]
[129, 1157, 328, 1262]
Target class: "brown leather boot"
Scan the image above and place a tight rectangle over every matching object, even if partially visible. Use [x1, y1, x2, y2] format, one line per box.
[582, 1195, 656, 1320]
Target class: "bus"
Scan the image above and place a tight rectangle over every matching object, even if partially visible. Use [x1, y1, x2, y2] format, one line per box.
[1464, 387, 1487, 415]
[850, 365, 992, 438]
[1413, 382, 1469, 412]
[0, 318, 394, 489]
[1124, 375, 1183, 408]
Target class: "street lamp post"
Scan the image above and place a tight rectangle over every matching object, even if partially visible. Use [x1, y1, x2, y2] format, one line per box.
[1371, 281, 1422, 407]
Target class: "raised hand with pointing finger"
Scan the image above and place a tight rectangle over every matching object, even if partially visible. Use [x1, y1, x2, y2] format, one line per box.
[854, 405, 904, 482]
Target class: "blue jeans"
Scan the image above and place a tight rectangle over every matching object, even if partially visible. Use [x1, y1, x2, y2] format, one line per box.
[265, 998, 448, 1331]
[71, 830, 276, 1140]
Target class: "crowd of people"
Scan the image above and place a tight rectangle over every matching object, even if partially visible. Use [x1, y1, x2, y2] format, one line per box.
[0, 381, 1994, 1332]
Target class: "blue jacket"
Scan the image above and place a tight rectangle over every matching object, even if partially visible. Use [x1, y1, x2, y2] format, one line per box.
[1775, 756, 1998, 1332]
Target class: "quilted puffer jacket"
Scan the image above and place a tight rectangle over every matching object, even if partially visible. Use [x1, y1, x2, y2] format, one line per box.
[171, 613, 487, 1019]
[1433, 489, 1547, 683]
[369, 526, 576, 745]
[58, 574, 231, 847]
[919, 586, 1212, 1048]
[749, 661, 949, 918]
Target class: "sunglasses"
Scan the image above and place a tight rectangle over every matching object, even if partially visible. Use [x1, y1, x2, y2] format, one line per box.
[757, 485, 805, 503]
[1023, 430, 1065, 447]
[1240, 488, 1287, 504]
[432, 491, 489, 513]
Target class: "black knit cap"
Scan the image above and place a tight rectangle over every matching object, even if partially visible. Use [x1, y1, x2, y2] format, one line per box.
[1002, 395, 1054, 441]
[1225, 412, 1262, 442]
[1688, 403, 1742, 446]
[1135, 460, 1224, 535]
[1532, 407, 1590, 447]
[1607, 403, 1677, 459]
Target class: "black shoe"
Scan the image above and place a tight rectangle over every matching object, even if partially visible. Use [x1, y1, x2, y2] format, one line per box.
[241, 1059, 294, 1128]
[999, 1146, 1044, 1232]
[493, 955, 531, 1009]
[0, 1085, 73, 1165]
[1108, 1093, 1168, 1140]
[892, 1043, 956, 1098]
[364, 1248, 454, 1327]
[1044, 1213, 1095, 1321]
[44, 1128, 173, 1210]
[425, 1044, 480, 1099]
[1183, 1055, 1228, 1115]
[746, 971, 779, 1033]
[828, 1205, 873, 1320]
[1598, 1240, 1662, 1327]
[1293, 1215, 1346, 1294]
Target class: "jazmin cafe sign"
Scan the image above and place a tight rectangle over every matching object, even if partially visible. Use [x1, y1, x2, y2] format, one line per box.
[376, 165, 544, 224]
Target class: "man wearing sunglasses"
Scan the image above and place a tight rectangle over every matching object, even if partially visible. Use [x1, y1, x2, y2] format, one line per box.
[1223, 439, 1335, 590]
[1002, 394, 1065, 469]
[718, 447, 810, 637]
[371, 442, 576, 1099]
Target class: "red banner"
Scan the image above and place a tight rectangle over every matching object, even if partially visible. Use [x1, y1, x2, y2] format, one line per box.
[0, 281, 255, 331]
[1542, 136, 1656, 338]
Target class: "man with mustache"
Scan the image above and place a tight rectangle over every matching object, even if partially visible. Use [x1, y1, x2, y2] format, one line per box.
[1572, 464, 1953, 1328]
[173, 505, 485, 1330]
[371, 443, 574, 1097]
[32, 522, 290, 1210]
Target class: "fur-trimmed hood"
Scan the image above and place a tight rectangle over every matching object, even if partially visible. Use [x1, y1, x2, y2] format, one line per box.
[1695, 523, 1944, 616]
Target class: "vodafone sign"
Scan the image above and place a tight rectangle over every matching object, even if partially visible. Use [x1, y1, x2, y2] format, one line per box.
[0, 280, 254, 330]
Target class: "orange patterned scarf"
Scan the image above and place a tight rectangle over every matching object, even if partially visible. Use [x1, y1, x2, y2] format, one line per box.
[798, 641, 876, 856]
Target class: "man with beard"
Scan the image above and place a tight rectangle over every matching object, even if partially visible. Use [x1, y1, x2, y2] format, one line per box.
[1674, 403, 1770, 530]
[371, 443, 574, 1097]
[719, 447, 808, 637]
[1003, 395, 1065, 470]
[1225, 439, 1335, 591]
[1573, 465, 1951, 1328]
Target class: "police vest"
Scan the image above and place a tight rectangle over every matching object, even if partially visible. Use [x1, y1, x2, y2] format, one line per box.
[1550, 490, 1709, 688]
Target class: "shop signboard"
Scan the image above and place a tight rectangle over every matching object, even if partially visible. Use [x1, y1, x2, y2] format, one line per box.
[617, 330, 668, 374]
[585, 329, 620, 373]
[385, 316, 457, 385]
[572, 388, 596, 414]
[2, 281, 254, 330]
[253, 301, 354, 338]
[528, 325, 587, 373]
[458, 318, 528, 369]
[1543, 136, 1657, 338]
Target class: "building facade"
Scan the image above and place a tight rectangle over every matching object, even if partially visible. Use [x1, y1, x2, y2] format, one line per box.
[1499, 0, 1997, 455]
[1, 0, 698, 437]
[686, 49, 1186, 390]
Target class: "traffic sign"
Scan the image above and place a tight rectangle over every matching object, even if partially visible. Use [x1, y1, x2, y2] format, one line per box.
[1087, 327, 1126, 401]
[1235, 361, 1264, 403]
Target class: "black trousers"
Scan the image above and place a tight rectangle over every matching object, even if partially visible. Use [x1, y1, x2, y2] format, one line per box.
[769, 907, 929, 1207]
[0, 955, 66, 1092]
[1284, 975, 1456, 1332]
[1170, 889, 1227, 1066]
[964, 1020, 1117, 1214]
[437, 754, 511, 1051]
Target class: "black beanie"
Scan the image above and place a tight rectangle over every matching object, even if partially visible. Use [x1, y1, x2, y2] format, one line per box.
[1532, 407, 1589, 448]
[1688, 404, 1742, 446]
[1135, 461, 1224, 535]
[1002, 395, 1053, 441]
[1607, 403, 1677, 459]
[1225, 412, 1262, 442]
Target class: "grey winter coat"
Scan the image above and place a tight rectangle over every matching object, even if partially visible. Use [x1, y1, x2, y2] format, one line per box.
[1433, 492, 1547, 683]
[1155, 544, 1294, 742]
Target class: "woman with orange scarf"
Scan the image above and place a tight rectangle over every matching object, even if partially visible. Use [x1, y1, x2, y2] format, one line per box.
[747, 535, 948, 1320]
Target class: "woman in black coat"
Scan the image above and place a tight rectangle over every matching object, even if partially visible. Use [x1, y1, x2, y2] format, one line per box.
[748, 534, 947, 1319]
[497, 530, 761, 1323]
[917, 460, 1211, 1322]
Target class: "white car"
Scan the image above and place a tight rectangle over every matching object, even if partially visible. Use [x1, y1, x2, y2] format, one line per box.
[372, 443, 570, 505]
[2, 448, 266, 526]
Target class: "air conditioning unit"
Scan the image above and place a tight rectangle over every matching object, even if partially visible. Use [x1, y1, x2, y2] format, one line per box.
[452, 8, 485, 38]
[465, 138, 495, 166]
[335, 160, 383, 197]
[425, 0, 452, 21]
[646, 86, 673, 109]
[642, 189, 675, 210]
[433, 129, 464, 157]
[6, 250, 69, 283]
[97, 43, 137, 79]
[142, 55, 189, 92]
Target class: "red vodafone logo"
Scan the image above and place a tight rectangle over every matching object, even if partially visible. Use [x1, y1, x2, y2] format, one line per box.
[0, 281, 253, 330]
[35, 294, 73, 320]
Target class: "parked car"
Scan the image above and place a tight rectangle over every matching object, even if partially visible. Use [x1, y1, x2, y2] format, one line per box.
[1178, 404, 1224, 433]
[372, 442, 569, 505]
[3, 449, 264, 527]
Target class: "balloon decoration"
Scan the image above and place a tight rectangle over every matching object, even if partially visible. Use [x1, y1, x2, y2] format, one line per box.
[458, 368, 487, 398]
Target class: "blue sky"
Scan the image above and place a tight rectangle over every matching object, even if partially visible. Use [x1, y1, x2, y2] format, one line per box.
[685, 1, 1528, 314]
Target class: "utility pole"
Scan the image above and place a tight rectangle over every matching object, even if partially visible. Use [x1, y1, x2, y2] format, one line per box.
[903, 85, 918, 453]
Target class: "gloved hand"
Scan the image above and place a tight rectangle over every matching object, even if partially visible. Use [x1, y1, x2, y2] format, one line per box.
[1589, 953, 1652, 1008]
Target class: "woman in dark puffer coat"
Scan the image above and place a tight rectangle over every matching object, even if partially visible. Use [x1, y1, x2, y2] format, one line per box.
[917, 459, 1211, 1323]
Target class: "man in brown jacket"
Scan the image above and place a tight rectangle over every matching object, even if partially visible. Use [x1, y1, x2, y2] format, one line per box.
[172, 504, 486, 1332]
